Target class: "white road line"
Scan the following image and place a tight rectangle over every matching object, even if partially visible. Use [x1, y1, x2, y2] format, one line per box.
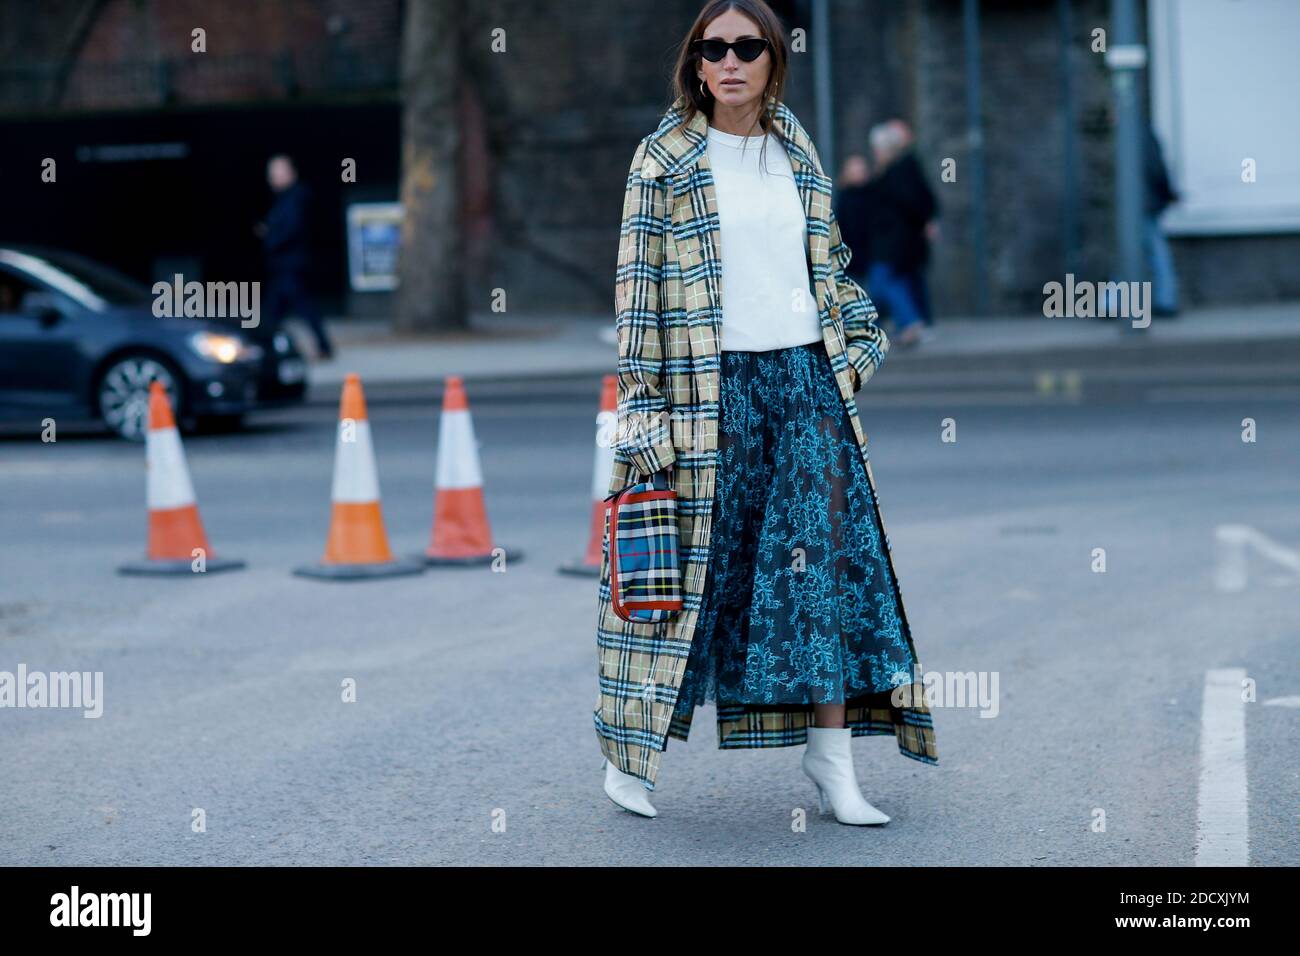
[1149, 385, 1300, 402]
[1214, 524, 1300, 592]
[1195, 668, 1249, 866]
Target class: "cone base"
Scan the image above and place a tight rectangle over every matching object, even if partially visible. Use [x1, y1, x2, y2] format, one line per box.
[557, 559, 601, 577]
[118, 557, 246, 576]
[294, 558, 425, 581]
[420, 545, 523, 567]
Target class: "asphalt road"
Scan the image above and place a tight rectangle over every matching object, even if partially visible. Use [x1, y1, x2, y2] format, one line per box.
[1, 367, 1296, 865]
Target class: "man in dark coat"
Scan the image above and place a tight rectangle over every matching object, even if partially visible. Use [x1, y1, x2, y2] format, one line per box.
[834, 153, 875, 285]
[864, 120, 938, 347]
[257, 154, 334, 358]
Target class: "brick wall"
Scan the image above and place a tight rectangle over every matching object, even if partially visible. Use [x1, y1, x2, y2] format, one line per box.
[0, 0, 400, 112]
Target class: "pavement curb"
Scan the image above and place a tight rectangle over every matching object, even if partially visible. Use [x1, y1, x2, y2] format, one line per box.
[304, 330, 1300, 403]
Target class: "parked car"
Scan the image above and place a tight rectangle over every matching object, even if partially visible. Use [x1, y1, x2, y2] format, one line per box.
[0, 247, 307, 439]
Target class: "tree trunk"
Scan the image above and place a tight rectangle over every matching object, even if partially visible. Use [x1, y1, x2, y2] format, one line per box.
[396, 0, 466, 332]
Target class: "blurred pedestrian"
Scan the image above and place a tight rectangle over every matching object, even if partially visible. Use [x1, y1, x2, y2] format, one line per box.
[256, 154, 333, 359]
[892, 120, 940, 335]
[1100, 122, 1182, 320]
[1144, 122, 1181, 317]
[834, 152, 875, 287]
[866, 119, 938, 348]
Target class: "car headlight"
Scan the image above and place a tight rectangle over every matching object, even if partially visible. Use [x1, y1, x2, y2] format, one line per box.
[188, 331, 262, 364]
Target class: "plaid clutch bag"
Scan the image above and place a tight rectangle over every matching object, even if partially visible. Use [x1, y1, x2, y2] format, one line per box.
[604, 469, 683, 624]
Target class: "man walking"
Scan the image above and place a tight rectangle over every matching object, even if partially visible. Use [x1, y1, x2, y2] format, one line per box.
[865, 119, 938, 348]
[257, 154, 334, 359]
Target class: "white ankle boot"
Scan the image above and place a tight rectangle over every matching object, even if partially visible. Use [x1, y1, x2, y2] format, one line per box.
[602, 758, 658, 817]
[801, 726, 890, 825]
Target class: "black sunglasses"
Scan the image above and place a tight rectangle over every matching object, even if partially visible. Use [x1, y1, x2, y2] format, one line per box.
[692, 37, 770, 63]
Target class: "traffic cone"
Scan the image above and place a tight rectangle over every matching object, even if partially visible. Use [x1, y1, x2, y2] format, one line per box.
[118, 381, 245, 575]
[559, 375, 616, 576]
[423, 376, 522, 566]
[294, 373, 423, 581]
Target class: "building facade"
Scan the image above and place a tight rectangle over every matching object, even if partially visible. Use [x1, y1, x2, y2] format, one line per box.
[1, 0, 1294, 318]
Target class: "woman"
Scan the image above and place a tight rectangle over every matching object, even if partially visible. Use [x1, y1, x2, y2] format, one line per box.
[593, 0, 938, 824]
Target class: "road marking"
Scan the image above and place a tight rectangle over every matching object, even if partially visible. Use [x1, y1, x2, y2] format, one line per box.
[1033, 369, 1083, 397]
[1262, 696, 1300, 708]
[1195, 668, 1249, 866]
[1214, 524, 1300, 592]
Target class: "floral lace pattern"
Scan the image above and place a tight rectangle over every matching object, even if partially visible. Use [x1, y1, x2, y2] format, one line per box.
[672, 341, 916, 715]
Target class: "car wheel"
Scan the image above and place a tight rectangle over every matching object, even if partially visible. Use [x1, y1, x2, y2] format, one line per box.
[97, 355, 181, 441]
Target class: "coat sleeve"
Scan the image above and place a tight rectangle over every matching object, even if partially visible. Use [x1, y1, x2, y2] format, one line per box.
[612, 137, 676, 477]
[264, 186, 308, 254]
[829, 205, 889, 392]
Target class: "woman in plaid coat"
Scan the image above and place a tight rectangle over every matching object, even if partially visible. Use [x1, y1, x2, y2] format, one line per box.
[594, 0, 938, 822]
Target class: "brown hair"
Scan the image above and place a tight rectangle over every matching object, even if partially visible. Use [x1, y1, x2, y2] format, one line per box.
[670, 0, 789, 148]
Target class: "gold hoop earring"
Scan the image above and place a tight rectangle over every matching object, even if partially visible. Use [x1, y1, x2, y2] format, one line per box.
[699, 78, 708, 99]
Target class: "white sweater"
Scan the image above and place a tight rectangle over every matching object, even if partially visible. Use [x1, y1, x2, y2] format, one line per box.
[706, 125, 824, 352]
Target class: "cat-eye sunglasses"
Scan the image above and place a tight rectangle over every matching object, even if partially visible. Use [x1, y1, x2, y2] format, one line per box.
[692, 37, 771, 63]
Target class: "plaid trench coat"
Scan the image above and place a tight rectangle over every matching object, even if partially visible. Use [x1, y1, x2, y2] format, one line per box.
[594, 94, 938, 792]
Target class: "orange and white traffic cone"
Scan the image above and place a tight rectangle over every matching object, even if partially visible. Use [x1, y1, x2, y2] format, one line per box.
[559, 375, 616, 576]
[423, 375, 522, 566]
[118, 381, 245, 575]
[295, 373, 423, 580]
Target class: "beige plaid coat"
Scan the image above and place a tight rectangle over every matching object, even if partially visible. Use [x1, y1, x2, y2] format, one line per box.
[594, 94, 938, 791]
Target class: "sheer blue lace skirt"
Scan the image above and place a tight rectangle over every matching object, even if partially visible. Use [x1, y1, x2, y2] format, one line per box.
[671, 340, 916, 716]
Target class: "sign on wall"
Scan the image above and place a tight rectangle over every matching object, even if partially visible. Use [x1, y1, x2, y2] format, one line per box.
[345, 202, 403, 291]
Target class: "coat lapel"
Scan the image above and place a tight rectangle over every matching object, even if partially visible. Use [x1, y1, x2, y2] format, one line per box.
[639, 95, 821, 189]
